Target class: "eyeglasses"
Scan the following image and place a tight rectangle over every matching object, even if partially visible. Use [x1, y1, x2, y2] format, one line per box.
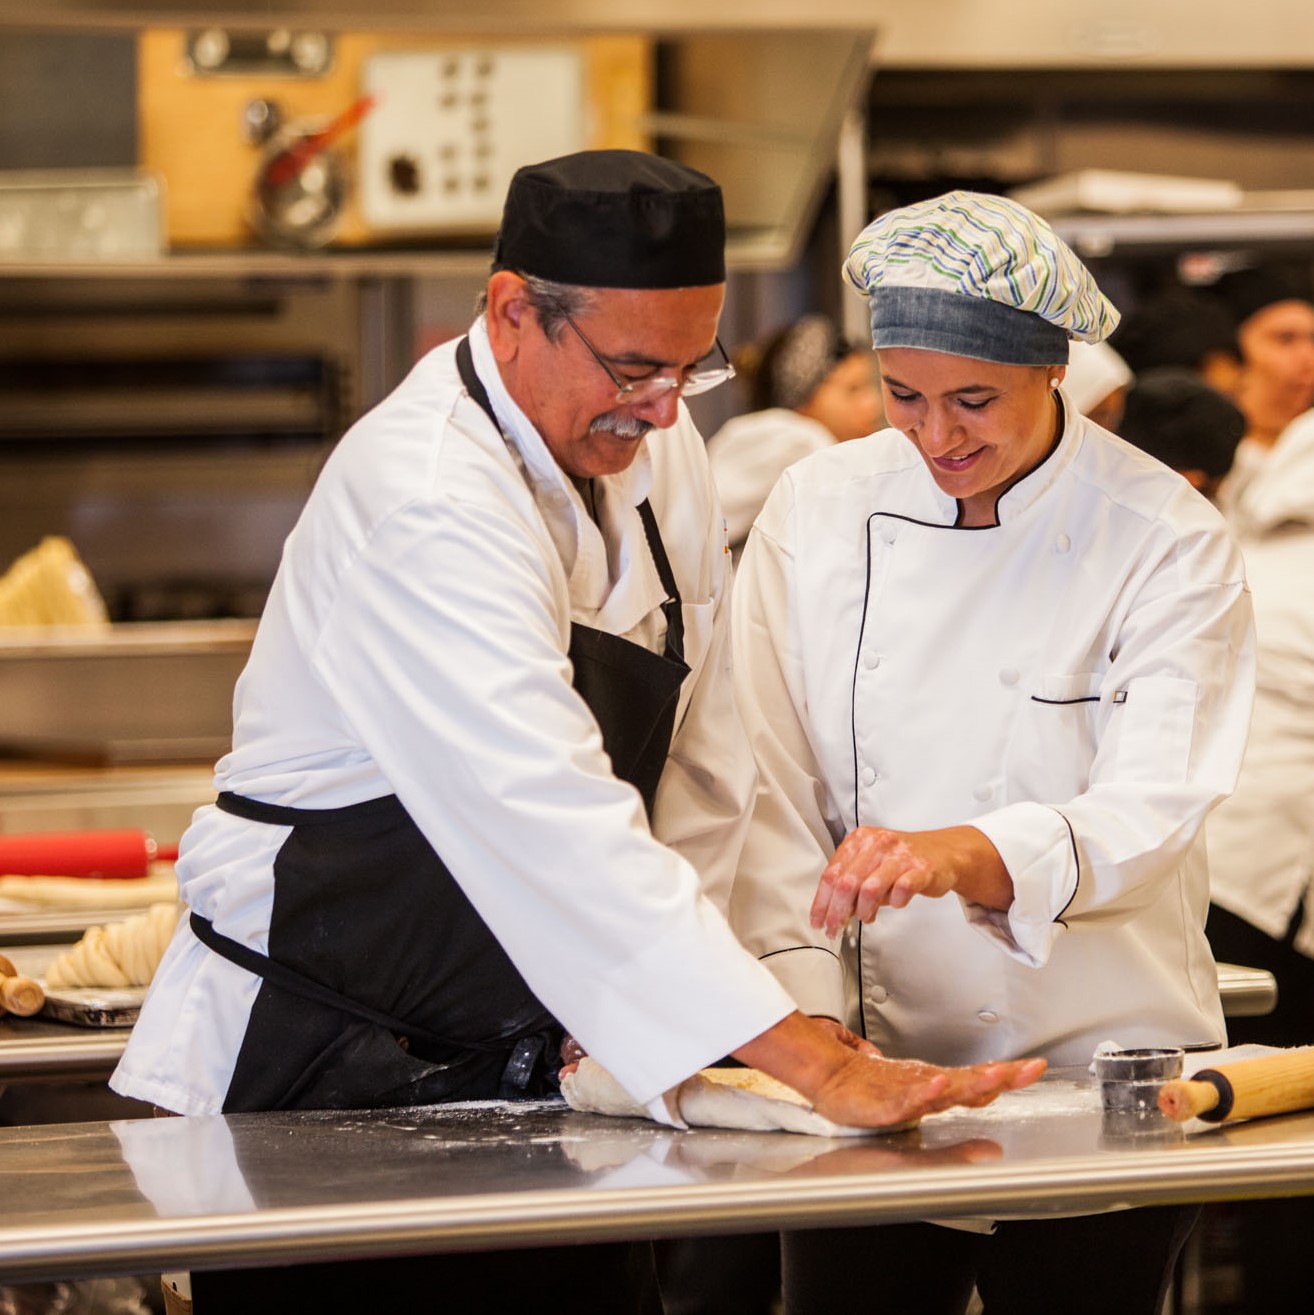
[555, 306, 735, 406]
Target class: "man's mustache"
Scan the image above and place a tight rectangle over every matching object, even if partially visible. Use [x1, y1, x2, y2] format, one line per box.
[590, 413, 655, 439]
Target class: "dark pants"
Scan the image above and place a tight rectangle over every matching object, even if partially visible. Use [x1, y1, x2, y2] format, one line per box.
[655, 1233, 782, 1315]
[190, 1241, 662, 1314]
[1202, 901, 1314, 1314]
[781, 1205, 1200, 1315]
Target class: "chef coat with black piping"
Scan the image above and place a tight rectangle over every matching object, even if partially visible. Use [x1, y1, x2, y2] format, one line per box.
[111, 318, 795, 1120]
[728, 402, 1255, 1068]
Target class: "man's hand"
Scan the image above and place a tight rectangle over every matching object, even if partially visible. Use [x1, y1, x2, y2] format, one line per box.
[809, 1015, 882, 1057]
[734, 1011, 1044, 1130]
[811, 824, 1014, 939]
[809, 1051, 1045, 1129]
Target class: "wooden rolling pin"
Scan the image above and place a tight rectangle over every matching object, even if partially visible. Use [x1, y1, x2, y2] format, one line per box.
[1158, 1047, 1314, 1123]
[0, 953, 45, 1017]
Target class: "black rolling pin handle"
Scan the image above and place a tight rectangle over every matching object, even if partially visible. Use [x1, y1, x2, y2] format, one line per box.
[1189, 1068, 1235, 1122]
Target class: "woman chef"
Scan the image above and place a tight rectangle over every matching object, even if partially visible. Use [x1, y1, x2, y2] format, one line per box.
[727, 191, 1256, 1315]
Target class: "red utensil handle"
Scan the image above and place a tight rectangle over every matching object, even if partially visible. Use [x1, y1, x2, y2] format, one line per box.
[263, 93, 378, 191]
[0, 828, 162, 879]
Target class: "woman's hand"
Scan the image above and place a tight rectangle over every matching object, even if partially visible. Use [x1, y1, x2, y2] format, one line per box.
[811, 824, 1013, 939]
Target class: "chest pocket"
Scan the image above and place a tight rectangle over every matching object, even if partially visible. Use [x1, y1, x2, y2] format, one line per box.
[1005, 672, 1105, 805]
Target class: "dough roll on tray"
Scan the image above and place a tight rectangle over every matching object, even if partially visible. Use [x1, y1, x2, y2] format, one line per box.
[44, 902, 180, 990]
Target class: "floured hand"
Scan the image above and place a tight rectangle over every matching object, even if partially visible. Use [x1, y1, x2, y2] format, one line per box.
[561, 1057, 914, 1136]
[808, 1052, 1046, 1130]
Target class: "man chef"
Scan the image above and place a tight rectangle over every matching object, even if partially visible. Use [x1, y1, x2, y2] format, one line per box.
[111, 151, 1040, 1311]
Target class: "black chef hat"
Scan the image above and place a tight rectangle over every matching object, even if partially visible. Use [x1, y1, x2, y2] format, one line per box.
[1213, 263, 1314, 328]
[493, 150, 725, 290]
[1119, 368, 1246, 480]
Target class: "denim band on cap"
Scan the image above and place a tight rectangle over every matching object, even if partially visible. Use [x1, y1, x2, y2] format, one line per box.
[870, 286, 1070, 366]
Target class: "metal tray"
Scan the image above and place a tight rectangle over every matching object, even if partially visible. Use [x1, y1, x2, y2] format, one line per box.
[39, 987, 143, 1029]
[0, 619, 254, 764]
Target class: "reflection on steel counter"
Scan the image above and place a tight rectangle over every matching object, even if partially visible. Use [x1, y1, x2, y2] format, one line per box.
[4, 1071, 1314, 1287]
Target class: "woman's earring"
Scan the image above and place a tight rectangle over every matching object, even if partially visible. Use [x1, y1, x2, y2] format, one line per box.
[1049, 377, 1060, 389]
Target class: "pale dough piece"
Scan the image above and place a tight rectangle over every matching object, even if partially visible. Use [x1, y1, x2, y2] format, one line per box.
[0, 535, 109, 627]
[561, 1057, 917, 1137]
[561, 1058, 651, 1119]
[45, 902, 180, 990]
[0, 869, 179, 910]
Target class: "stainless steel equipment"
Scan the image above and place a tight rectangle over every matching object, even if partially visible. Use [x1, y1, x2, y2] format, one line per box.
[0, 620, 254, 763]
[0, 274, 365, 623]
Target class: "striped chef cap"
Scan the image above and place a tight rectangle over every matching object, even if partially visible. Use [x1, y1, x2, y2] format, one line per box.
[843, 191, 1120, 366]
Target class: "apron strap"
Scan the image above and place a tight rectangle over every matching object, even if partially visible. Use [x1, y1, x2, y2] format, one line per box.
[458, 334, 685, 664]
[189, 911, 514, 1057]
[636, 499, 684, 664]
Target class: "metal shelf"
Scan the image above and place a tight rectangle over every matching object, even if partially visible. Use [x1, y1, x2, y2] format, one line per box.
[0, 228, 799, 282]
[1051, 198, 1314, 259]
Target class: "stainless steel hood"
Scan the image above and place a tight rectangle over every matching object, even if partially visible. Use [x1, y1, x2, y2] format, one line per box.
[7, 0, 1314, 66]
[0, 10, 877, 273]
[1, 2, 875, 34]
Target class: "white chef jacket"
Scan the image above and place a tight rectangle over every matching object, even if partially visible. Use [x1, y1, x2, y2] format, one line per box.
[706, 407, 837, 553]
[1209, 408, 1314, 958]
[111, 319, 794, 1118]
[729, 404, 1255, 1067]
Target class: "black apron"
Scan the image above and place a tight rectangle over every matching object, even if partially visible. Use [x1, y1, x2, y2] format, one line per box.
[197, 336, 690, 1113]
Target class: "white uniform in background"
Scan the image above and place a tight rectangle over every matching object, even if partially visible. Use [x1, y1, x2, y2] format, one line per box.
[729, 405, 1254, 1067]
[111, 318, 792, 1117]
[1064, 339, 1133, 417]
[706, 408, 836, 553]
[1209, 408, 1314, 955]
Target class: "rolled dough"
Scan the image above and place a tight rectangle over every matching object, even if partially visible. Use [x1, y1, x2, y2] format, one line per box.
[561, 1057, 917, 1137]
[0, 869, 179, 910]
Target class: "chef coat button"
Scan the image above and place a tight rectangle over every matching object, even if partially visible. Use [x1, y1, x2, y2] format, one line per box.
[1056, 533, 1072, 553]
[868, 985, 888, 1004]
[548, 489, 569, 508]
[864, 651, 882, 670]
[879, 524, 897, 545]
[999, 668, 1020, 687]
[973, 783, 993, 802]
[977, 1010, 1000, 1024]
[860, 766, 878, 787]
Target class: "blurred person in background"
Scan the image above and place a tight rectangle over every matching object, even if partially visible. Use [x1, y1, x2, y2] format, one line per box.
[1117, 367, 1246, 503]
[1110, 283, 1242, 395]
[1063, 338, 1133, 432]
[1209, 262, 1314, 510]
[706, 314, 882, 556]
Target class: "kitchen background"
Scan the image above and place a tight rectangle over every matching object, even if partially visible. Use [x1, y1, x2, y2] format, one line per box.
[1, 0, 1314, 778]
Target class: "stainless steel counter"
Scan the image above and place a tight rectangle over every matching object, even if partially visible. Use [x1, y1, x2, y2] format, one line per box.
[3, 1071, 1314, 1286]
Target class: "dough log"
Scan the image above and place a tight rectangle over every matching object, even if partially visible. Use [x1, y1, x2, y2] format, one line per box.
[561, 1057, 917, 1137]
[44, 902, 180, 990]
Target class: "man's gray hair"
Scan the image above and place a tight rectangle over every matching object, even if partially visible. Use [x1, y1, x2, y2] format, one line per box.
[474, 275, 598, 341]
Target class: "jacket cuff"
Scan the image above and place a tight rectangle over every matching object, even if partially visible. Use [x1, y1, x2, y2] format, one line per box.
[964, 804, 1079, 967]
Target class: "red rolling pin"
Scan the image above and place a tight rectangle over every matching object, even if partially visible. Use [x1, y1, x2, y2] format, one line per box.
[0, 828, 179, 879]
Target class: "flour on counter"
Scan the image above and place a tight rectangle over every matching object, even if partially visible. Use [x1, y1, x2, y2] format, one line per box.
[923, 1079, 1099, 1125]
